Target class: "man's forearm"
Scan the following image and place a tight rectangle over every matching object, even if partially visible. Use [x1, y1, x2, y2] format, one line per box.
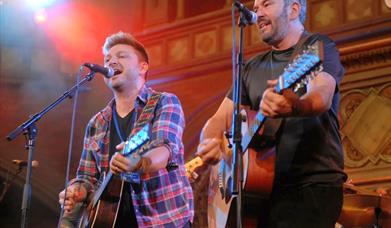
[200, 118, 226, 140]
[140, 146, 170, 173]
[295, 72, 336, 116]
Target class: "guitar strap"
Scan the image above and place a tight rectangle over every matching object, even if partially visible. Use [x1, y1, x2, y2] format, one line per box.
[290, 31, 319, 63]
[130, 91, 161, 136]
[120, 91, 161, 183]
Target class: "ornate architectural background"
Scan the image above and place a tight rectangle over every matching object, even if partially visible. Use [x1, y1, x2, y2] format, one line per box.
[0, 0, 390, 227]
[339, 37, 391, 192]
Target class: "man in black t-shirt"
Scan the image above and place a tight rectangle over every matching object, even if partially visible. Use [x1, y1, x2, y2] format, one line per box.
[196, 0, 346, 227]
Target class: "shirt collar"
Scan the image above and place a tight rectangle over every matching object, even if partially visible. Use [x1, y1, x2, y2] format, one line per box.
[99, 84, 151, 122]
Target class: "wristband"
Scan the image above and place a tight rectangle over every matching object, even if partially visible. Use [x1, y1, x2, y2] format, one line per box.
[292, 100, 301, 116]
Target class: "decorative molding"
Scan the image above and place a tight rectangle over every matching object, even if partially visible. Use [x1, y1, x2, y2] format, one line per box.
[346, 0, 374, 22]
[310, 0, 342, 30]
[340, 91, 367, 125]
[342, 46, 391, 71]
[194, 29, 218, 58]
[146, 43, 164, 67]
[340, 84, 391, 168]
[340, 37, 391, 73]
[143, 0, 176, 28]
[351, 176, 391, 186]
[167, 36, 190, 63]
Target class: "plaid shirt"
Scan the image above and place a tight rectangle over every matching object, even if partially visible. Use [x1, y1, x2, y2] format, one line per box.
[71, 85, 194, 227]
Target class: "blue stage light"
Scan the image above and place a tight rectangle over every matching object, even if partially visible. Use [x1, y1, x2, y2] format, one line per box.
[25, 0, 56, 9]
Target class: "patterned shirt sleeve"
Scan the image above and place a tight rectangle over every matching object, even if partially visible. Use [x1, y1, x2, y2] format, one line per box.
[147, 93, 186, 165]
[69, 116, 102, 193]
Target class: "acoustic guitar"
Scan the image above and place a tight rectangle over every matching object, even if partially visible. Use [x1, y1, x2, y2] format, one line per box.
[78, 124, 150, 228]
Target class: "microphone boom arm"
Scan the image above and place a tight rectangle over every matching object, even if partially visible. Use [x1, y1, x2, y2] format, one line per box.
[6, 71, 95, 141]
[5, 67, 97, 228]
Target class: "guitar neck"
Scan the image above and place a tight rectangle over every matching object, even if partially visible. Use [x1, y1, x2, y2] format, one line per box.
[242, 111, 267, 150]
[122, 141, 148, 157]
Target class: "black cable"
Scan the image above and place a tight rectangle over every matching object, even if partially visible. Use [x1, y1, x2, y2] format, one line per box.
[57, 67, 83, 228]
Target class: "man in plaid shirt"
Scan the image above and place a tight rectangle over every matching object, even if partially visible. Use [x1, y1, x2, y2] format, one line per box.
[59, 32, 194, 227]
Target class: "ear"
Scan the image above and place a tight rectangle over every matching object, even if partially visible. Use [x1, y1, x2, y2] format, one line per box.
[139, 61, 149, 76]
[288, 1, 301, 21]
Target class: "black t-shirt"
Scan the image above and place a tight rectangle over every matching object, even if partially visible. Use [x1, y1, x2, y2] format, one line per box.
[228, 34, 347, 188]
[109, 108, 138, 227]
[109, 109, 135, 158]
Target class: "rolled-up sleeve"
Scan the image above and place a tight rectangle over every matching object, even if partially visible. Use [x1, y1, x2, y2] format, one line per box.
[69, 118, 101, 193]
[148, 93, 186, 165]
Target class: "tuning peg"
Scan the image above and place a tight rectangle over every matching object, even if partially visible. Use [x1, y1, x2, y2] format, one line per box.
[304, 77, 310, 84]
[293, 84, 300, 92]
[310, 71, 316, 79]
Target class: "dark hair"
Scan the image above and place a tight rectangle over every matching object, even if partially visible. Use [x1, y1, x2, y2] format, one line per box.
[284, 0, 307, 24]
[102, 31, 149, 63]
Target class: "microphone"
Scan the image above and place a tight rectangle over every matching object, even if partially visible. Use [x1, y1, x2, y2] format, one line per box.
[234, 1, 258, 25]
[83, 63, 114, 78]
[12, 160, 39, 168]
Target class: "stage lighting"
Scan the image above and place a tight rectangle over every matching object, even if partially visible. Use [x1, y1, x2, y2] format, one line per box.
[25, 0, 56, 9]
[34, 9, 47, 24]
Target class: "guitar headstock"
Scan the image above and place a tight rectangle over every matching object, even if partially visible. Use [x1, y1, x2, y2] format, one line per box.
[276, 41, 323, 93]
[122, 124, 150, 156]
[185, 156, 204, 182]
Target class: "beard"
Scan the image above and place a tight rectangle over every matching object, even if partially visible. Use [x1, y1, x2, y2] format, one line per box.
[259, 8, 289, 46]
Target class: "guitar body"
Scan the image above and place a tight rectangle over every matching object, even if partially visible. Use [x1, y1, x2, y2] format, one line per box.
[207, 110, 276, 228]
[79, 176, 124, 228]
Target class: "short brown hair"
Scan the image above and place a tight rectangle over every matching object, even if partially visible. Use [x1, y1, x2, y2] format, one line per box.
[102, 31, 149, 63]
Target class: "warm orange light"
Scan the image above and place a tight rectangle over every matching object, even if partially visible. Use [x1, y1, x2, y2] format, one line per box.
[38, 1, 142, 66]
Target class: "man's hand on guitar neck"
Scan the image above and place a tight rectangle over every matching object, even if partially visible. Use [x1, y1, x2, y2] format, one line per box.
[261, 71, 338, 118]
[110, 142, 169, 175]
[58, 183, 87, 214]
[182, 138, 222, 183]
[260, 79, 300, 118]
[196, 138, 223, 165]
[110, 142, 150, 175]
[185, 138, 223, 183]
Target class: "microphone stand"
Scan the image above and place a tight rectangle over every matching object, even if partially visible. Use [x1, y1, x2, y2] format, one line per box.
[6, 70, 96, 228]
[230, 4, 252, 228]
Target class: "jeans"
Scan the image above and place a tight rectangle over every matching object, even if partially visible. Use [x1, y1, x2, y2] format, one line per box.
[266, 184, 343, 228]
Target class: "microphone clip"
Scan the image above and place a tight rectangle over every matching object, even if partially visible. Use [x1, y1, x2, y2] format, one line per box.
[234, 1, 257, 26]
